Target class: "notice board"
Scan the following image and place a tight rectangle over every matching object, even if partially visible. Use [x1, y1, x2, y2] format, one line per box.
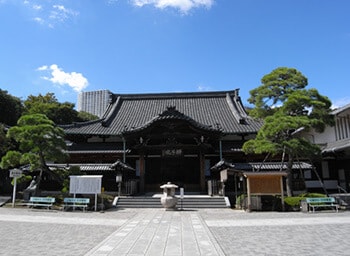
[69, 175, 102, 194]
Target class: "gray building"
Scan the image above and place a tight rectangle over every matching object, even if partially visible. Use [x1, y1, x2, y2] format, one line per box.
[77, 90, 112, 118]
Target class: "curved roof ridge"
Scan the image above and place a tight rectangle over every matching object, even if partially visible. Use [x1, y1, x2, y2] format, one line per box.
[123, 106, 221, 135]
[101, 96, 121, 127]
[232, 89, 248, 118]
[112, 90, 238, 100]
[225, 91, 246, 124]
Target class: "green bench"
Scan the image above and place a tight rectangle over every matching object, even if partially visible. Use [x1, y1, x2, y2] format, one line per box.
[63, 198, 90, 212]
[27, 197, 55, 210]
[306, 197, 339, 213]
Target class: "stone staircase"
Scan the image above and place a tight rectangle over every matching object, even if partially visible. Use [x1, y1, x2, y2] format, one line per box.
[113, 196, 230, 209]
[0, 196, 11, 207]
[330, 193, 350, 210]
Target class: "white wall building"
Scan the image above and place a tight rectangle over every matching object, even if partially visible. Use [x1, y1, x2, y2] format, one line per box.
[306, 103, 350, 193]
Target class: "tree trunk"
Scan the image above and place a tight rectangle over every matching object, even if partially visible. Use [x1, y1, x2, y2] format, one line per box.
[38, 150, 64, 186]
[286, 155, 294, 197]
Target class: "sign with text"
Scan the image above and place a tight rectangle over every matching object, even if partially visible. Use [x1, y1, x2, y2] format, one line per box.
[220, 169, 228, 182]
[69, 175, 102, 194]
[10, 169, 22, 178]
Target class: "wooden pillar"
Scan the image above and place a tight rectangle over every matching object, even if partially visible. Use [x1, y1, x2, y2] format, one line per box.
[139, 153, 145, 193]
[122, 137, 126, 162]
[246, 177, 251, 212]
[280, 176, 285, 212]
[199, 152, 206, 192]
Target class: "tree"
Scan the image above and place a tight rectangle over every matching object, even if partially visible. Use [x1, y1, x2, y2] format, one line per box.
[23, 93, 79, 125]
[0, 114, 67, 188]
[243, 67, 334, 196]
[77, 111, 99, 121]
[23, 93, 99, 124]
[0, 89, 23, 126]
[0, 125, 11, 159]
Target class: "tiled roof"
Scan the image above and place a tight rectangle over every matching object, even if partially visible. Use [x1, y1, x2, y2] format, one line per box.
[322, 138, 350, 153]
[122, 106, 221, 135]
[20, 163, 114, 172]
[110, 159, 135, 171]
[233, 162, 313, 171]
[65, 143, 129, 154]
[26, 163, 134, 172]
[332, 103, 350, 115]
[62, 89, 262, 136]
[211, 161, 312, 172]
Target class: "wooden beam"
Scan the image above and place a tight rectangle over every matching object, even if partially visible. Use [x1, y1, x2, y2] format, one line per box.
[139, 154, 145, 193]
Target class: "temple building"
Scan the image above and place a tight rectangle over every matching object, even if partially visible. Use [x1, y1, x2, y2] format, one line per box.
[62, 89, 263, 194]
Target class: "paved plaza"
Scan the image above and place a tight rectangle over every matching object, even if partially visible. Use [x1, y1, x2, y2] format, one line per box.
[0, 206, 350, 255]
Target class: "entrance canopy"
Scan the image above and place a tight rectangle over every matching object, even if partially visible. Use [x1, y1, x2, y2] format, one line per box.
[214, 161, 291, 212]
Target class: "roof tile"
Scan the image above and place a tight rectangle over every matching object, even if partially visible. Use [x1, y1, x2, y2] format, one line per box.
[63, 90, 262, 135]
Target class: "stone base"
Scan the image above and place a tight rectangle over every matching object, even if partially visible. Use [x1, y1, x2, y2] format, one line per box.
[160, 196, 178, 209]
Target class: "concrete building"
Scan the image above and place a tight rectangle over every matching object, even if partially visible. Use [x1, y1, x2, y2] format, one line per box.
[77, 90, 112, 118]
[318, 103, 350, 192]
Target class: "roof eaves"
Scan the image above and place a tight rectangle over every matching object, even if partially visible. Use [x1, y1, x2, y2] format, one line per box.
[60, 118, 104, 129]
[113, 90, 238, 100]
[332, 103, 350, 115]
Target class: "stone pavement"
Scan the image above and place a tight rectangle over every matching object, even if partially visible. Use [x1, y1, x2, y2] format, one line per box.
[0, 206, 350, 255]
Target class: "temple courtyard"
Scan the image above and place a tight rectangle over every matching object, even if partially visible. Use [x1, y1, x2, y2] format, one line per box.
[0, 207, 350, 255]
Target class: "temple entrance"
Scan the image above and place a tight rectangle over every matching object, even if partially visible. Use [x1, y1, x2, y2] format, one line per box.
[144, 156, 200, 192]
[121, 106, 222, 193]
[161, 158, 183, 183]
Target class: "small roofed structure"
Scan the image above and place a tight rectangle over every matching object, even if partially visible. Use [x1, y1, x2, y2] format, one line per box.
[242, 171, 287, 212]
[213, 161, 313, 211]
[110, 159, 135, 172]
[218, 168, 287, 212]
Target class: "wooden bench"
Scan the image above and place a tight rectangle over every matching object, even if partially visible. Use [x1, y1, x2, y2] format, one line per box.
[306, 197, 339, 213]
[27, 197, 55, 210]
[63, 198, 90, 212]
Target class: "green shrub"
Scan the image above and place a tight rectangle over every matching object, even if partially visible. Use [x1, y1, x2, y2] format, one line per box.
[284, 193, 327, 207]
[11, 175, 32, 186]
[235, 194, 246, 207]
[284, 197, 304, 207]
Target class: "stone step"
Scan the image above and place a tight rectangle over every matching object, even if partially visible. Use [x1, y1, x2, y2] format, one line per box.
[330, 193, 350, 209]
[114, 196, 229, 209]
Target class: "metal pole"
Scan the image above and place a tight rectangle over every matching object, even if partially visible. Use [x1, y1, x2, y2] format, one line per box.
[12, 177, 17, 208]
[219, 140, 223, 160]
[118, 182, 121, 197]
[95, 193, 97, 212]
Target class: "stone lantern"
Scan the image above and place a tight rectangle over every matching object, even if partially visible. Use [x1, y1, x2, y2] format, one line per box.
[160, 182, 178, 210]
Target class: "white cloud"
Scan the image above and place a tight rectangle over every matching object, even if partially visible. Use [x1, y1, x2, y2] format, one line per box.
[107, 0, 119, 4]
[132, 0, 215, 14]
[50, 4, 79, 23]
[331, 97, 350, 109]
[12, 1, 80, 27]
[33, 17, 44, 24]
[32, 4, 42, 10]
[37, 65, 48, 71]
[37, 64, 89, 92]
[197, 85, 212, 91]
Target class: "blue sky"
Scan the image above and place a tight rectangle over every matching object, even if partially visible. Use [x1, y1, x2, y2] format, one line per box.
[0, 0, 349, 108]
